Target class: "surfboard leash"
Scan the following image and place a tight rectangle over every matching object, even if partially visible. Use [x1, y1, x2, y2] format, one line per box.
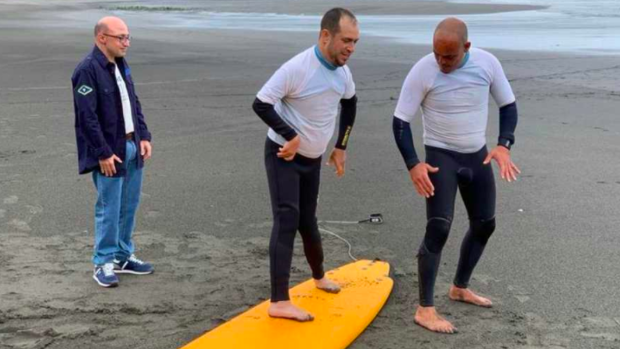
[318, 213, 384, 262]
[318, 226, 357, 261]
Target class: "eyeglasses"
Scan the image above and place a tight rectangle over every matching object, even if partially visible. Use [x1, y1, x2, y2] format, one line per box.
[103, 34, 131, 43]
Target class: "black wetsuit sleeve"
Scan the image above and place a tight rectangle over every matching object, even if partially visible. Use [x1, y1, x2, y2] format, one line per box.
[498, 101, 518, 149]
[392, 116, 420, 170]
[252, 98, 298, 141]
[335, 95, 357, 150]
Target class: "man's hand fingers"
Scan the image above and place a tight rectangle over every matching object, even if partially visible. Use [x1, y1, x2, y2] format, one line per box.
[423, 176, 435, 197]
[496, 159, 507, 180]
[509, 164, 519, 182]
[426, 165, 439, 173]
[413, 182, 427, 198]
[103, 163, 113, 177]
[483, 153, 493, 165]
[414, 177, 433, 198]
[144, 144, 152, 160]
[335, 167, 343, 176]
[333, 157, 344, 177]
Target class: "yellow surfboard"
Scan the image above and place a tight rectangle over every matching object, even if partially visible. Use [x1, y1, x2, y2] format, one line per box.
[181, 259, 393, 349]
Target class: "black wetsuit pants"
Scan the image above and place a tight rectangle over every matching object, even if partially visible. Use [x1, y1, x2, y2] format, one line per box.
[418, 145, 497, 307]
[264, 138, 325, 302]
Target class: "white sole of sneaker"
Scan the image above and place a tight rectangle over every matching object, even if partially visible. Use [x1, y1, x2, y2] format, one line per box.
[114, 269, 154, 275]
[93, 274, 119, 287]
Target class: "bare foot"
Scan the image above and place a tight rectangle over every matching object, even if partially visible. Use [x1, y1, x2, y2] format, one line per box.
[414, 306, 458, 334]
[268, 301, 314, 322]
[449, 285, 493, 308]
[314, 277, 341, 294]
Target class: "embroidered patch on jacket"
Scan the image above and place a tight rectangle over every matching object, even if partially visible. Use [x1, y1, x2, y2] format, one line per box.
[77, 85, 93, 96]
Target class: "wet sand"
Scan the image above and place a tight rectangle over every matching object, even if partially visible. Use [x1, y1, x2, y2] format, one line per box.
[1, 1, 620, 348]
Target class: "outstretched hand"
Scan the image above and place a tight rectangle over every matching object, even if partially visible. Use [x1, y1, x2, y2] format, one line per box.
[483, 146, 520, 182]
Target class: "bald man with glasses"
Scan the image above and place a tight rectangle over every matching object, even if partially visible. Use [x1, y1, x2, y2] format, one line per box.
[72, 16, 154, 287]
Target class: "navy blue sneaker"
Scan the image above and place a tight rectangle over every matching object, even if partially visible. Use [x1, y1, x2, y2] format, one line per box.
[113, 255, 154, 275]
[93, 263, 119, 287]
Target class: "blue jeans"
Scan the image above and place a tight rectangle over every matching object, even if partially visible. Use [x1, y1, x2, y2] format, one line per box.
[92, 140, 143, 265]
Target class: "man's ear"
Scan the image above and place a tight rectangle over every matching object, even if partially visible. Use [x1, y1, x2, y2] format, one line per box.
[319, 29, 331, 45]
[464, 41, 471, 51]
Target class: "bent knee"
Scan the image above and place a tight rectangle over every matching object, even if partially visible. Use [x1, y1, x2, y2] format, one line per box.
[421, 217, 452, 254]
[471, 217, 495, 245]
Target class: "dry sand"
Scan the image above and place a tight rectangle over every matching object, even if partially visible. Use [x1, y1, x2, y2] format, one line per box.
[1, 1, 620, 349]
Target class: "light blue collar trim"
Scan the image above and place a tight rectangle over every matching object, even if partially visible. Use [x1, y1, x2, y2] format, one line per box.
[314, 45, 337, 71]
[458, 51, 470, 69]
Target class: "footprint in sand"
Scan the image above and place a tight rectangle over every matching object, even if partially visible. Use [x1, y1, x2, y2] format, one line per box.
[541, 334, 570, 348]
[508, 285, 531, 304]
[514, 295, 530, 303]
[144, 210, 161, 219]
[1, 292, 23, 301]
[8, 219, 31, 232]
[3, 195, 18, 204]
[582, 316, 619, 328]
[25, 205, 43, 215]
[1, 329, 55, 349]
[473, 273, 500, 286]
[248, 221, 272, 229]
[579, 332, 620, 341]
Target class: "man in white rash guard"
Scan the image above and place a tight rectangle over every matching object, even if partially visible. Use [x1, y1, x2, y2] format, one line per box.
[252, 8, 360, 322]
[393, 17, 520, 334]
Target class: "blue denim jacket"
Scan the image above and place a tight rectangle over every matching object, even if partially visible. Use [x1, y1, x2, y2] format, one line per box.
[72, 46, 151, 176]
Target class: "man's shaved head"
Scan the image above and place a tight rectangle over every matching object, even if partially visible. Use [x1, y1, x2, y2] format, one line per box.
[434, 17, 468, 44]
[94, 16, 128, 37]
[94, 16, 131, 62]
[432, 17, 470, 74]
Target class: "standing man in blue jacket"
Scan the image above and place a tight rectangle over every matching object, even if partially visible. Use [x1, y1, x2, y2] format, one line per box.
[72, 16, 154, 288]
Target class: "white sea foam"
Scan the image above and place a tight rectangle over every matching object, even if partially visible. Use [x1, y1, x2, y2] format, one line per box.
[109, 0, 620, 55]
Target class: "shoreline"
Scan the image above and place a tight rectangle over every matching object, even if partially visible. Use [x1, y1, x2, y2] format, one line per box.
[0, 0, 547, 16]
[4, 1, 616, 57]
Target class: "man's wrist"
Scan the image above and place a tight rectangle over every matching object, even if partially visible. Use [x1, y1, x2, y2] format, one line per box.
[406, 159, 420, 171]
[497, 137, 513, 150]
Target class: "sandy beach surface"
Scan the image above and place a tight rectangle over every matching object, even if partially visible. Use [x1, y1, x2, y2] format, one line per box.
[1, 1, 620, 348]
